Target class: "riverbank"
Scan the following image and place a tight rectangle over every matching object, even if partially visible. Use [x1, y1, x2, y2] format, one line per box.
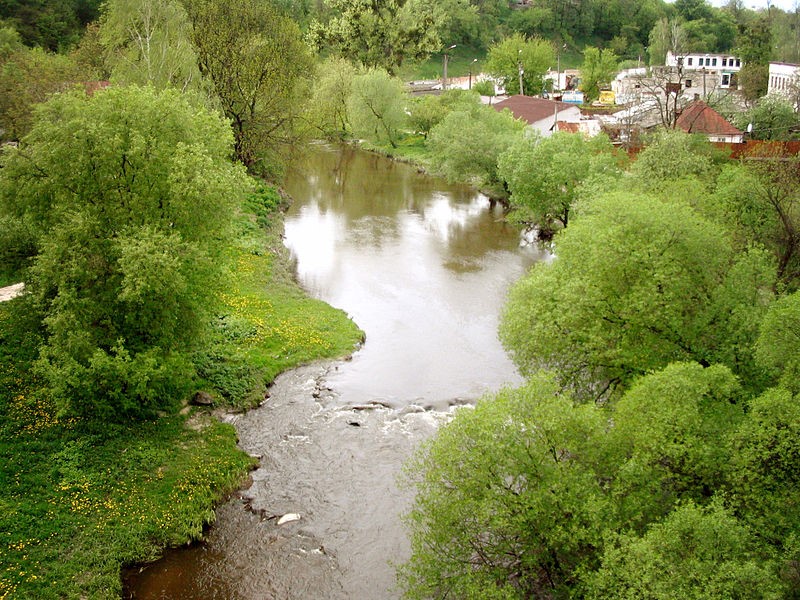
[0, 183, 364, 599]
[120, 143, 542, 598]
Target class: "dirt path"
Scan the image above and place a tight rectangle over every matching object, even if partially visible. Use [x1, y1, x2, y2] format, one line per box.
[0, 283, 24, 302]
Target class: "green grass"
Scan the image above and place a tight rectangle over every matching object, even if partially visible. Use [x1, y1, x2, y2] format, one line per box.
[0, 182, 364, 599]
[361, 134, 433, 166]
[195, 183, 364, 409]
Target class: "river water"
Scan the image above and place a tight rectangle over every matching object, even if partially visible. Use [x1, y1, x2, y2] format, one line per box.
[124, 145, 544, 599]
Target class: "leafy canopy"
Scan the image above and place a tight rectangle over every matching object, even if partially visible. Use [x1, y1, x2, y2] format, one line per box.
[346, 67, 408, 148]
[427, 98, 525, 195]
[498, 131, 622, 233]
[580, 46, 618, 102]
[401, 362, 781, 599]
[0, 85, 249, 421]
[500, 192, 775, 400]
[484, 33, 554, 96]
[182, 0, 314, 177]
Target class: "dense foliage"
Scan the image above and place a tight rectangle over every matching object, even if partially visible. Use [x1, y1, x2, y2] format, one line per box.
[0, 85, 248, 421]
[403, 129, 800, 598]
[402, 363, 795, 598]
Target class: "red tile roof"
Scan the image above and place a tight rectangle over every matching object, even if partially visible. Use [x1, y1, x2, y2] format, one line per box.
[676, 100, 742, 136]
[492, 95, 577, 125]
[556, 121, 580, 133]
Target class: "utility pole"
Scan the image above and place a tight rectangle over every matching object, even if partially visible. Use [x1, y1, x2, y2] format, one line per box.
[702, 67, 707, 99]
[442, 44, 456, 91]
[518, 49, 524, 95]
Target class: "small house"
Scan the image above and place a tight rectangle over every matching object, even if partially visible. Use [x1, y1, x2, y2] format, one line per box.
[492, 95, 581, 137]
[676, 100, 744, 143]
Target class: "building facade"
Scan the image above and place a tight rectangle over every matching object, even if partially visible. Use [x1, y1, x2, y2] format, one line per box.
[666, 51, 743, 89]
[768, 62, 800, 99]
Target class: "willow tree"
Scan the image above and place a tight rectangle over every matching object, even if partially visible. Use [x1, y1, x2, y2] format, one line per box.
[347, 68, 408, 148]
[308, 0, 459, 73]
[182, 0, 314, 177]
[500, 192, 775, 401]
[0, 85, 249, 421]
[99, 0, 201, 92]
[498, 131, 622, 233]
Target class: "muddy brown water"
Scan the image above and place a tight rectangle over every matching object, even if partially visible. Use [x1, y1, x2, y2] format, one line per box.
[123, 145, 546, 599]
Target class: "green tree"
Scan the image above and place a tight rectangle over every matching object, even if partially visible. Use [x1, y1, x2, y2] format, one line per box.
[0, 22, 22, 57]
[305, 56, 357, 141]
[498, 131, 622, 234]
[608, 362, 743, 528]
[400, 374, 610, 599]
[500, 192, 775, 400]
[484, 33, 554, 96]
[182, 0, 314, 177]
[736, 15, 773, 100]
[732, 94, 800, 140]
[98, 0, 201, 92]
[587, 500, 782, 600]
[630, 128, 723, 191]
[346, 67, 408, 148]
[427, 100, 525, 196]
[0, 85, 249, 420]
[308, 0, 457, 73]
[580, 46, 618, 102]
[726, 386, 800, 550]
[756, 291, 800, 392]
[648, 17, 687, 65]
[407, 88, 479, 139]
[0, 46, 84, 142]
[401, 362, 760, 600]
[713, 151, 800, 287]
[0, 0, 102, 50]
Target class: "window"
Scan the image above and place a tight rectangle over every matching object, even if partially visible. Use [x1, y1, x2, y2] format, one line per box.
[687, 57, 693, 66]
[722, 73, 731, 87]
[736, 59, 741, 67]
[712, 58, 717, 66]
[686, 79, 693, 88]
[722, 58, 727, 66]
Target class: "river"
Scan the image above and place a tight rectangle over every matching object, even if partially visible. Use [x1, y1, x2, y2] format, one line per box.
[124, 145, 545, 599]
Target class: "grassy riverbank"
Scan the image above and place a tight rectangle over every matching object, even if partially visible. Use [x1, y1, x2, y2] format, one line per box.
[0, 184, 363, 599]
[359, 135, 432, 166]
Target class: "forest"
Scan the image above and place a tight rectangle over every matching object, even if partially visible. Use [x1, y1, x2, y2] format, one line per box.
[1, 0, 800, 598]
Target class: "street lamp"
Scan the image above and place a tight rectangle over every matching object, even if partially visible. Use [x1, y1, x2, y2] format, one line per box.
[556, 43, 566, 92]
[442, 44, 456, 91]
[468, 58, 478, 89]
[518, 49, 524, 96]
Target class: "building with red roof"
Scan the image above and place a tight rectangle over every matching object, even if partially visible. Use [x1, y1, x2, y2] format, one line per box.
[676, 100, 744, 143]
[492, 95, 581, 137]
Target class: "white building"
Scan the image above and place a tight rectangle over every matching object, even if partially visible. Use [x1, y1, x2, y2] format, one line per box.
[666, 51, 743, 89]
[768, 62, 800, 98]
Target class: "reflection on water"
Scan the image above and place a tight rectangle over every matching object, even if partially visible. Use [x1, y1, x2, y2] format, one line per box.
[123, 145, 546, 599]
[283, 144, 544, 408]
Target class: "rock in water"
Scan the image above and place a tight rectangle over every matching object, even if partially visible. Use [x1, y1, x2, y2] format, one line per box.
[277, 513, 301, 525]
